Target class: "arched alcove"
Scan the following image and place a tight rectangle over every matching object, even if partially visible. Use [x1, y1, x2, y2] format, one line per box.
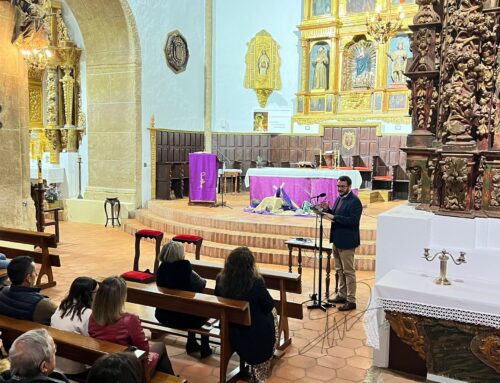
[65, 0, 142, 217]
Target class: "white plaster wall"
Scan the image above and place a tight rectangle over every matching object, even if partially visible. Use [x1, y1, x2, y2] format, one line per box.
[213, 0, 302, 133]
[128, 0, 206, 205]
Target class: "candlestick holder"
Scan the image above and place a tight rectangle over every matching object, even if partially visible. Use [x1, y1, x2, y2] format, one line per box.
[423, 248, 466, 285]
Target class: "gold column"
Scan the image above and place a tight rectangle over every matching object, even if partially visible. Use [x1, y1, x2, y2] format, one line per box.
[300, 40, 309, 92]
[45, 67, 60, 164]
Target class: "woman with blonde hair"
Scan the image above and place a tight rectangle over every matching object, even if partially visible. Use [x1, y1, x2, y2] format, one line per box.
[155, 241, 211, 358]
[215, 247, 278, 383]
[88, 276, 174, 375]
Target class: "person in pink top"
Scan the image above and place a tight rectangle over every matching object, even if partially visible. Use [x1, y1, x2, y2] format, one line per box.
[88, 276, 173, 375]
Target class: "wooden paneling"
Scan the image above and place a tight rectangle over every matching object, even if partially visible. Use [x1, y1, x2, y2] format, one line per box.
[155, 131, 204, 200]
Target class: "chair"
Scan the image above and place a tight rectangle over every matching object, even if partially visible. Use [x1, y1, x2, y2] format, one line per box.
[43, 208, 62, 243]
[172, 234, 203, 260]
[122, 229, 164, 283]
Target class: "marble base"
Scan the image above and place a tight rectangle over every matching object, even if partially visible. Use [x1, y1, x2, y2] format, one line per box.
[64, 198, 134, 225]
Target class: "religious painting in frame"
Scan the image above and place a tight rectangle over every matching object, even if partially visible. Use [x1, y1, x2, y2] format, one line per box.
[374, 92, 383, 111]
[346, 0, 376, 13]
[388, 93, 408, 109]
[310, 96, 325, 112]
[253, 112, 269, 132]
[164, 30, 189, 74]
[343, 39, 377, 90]
[387, 35, 412, 88]
[312, 0, 332, 16]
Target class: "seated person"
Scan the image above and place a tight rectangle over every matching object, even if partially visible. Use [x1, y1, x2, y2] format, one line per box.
[215, 247, 278, 383]
[6, 328, 68, 383]
[155, 241, 211, 358]
[0, 256, 56, 324]
[51, 277, 98, 378]
[86, 352, 145, 383]
[88, 276, 174, 376]
[0, 254, 9, 286]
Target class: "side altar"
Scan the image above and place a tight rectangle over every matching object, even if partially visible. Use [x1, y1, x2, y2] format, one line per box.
[244, 167, 361, 206]
[367, 204, 500, 382]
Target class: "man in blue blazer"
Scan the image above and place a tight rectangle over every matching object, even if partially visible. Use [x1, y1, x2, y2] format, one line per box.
[321, 175, 363, 311]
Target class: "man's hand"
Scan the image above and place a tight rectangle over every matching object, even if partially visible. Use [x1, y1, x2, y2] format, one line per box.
[320, 201, 329, 210]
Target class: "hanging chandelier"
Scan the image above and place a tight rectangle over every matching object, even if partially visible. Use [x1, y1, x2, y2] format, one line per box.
[20, 47, 53, 71]
[366, 3, 405, 45]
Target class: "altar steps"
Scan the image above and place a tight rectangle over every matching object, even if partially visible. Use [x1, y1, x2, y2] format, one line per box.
[123, 219, 377, 271]
[122, 197, 380, 271]
[358, 189, 392, 205]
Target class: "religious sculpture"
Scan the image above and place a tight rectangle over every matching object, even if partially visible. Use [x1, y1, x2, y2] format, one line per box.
[387, 40, 408, 84]
[244, 30, 282, 108]
[312, 46, 329, 90]
[258, 49, 270, 76]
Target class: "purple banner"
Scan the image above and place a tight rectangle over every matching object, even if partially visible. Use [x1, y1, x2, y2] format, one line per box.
[189, 153, 217, 203]
[249, 176, 358, 207]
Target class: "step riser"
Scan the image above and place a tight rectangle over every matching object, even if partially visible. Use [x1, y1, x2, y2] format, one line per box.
[136, 210, 376, 243]
[124, 223, 376, 271]
[133, 213, 375, 255]
[145, 202, 376, 240]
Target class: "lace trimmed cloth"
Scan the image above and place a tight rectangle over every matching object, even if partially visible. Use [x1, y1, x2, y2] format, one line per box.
[363, 270, 500, 349]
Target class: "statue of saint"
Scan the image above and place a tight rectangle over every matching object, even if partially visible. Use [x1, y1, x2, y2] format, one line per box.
[258, 49, 270, 76]
[312, 46, 329, 90]
[387, 40, 408, 84]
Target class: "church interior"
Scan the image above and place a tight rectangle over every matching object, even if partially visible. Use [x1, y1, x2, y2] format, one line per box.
[1, 0, 500, 382]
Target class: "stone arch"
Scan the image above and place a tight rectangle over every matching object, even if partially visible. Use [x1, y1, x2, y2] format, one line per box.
[65, 0, 142, 211]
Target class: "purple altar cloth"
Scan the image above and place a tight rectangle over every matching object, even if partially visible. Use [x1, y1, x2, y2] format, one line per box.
[249, 176, 358, 207]
[189, 153, 217, 203]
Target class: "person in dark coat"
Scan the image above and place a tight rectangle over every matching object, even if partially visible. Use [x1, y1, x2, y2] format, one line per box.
[155, 241, 211, 358]
[321, 175, 363, 311]
[215, 247, 277, 383]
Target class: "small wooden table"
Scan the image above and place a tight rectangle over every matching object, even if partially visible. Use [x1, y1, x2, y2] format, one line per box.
[285, 238, 336, 299]
[218, 169, 242, 194]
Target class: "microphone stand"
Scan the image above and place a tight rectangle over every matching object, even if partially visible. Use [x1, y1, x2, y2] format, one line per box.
[309, 195, 319, 303]
[212, 149, 232, 209]
[307, 199, 333, 312]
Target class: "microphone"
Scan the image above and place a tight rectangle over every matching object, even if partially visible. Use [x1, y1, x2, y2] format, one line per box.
[312, 192, 326, 199]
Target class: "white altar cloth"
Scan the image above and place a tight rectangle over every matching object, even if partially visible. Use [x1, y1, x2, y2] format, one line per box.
[244, 167, 362, 188]
[365, 269, 500, 349]
[29, 164, 65, 184]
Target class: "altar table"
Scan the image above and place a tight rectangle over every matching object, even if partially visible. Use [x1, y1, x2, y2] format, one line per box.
[245, 168, 362, 206]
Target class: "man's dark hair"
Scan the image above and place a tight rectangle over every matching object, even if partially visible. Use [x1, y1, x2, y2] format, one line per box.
[7, 256, 35, 285]
[87, 352, 145, 383]
[338, 175, 352, 186]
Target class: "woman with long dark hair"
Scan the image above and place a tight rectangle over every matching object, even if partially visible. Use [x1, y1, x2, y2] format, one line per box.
[215, 247, 278, 383]
[51, 277, 98, 378]
[86, 352, 145, 383]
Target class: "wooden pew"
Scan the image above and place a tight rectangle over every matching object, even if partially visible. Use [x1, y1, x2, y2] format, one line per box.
[190, 259, 303, 353]
[0, 314, 185, 383]
[0, 226, 61, 289]
[97, 278, 250, 383]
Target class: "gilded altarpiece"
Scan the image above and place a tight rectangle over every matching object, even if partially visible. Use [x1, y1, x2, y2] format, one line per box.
[295, 0, 417, 125]
[14, 0, 85, 164]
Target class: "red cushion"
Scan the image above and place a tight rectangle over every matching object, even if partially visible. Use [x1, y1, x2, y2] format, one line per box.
[354, 167, 371, 171]
[173, 234, 203, 242]
[373, 175, 393, 181]
[122, 270, 155, 283]
[336, 167, 353, 170]
[136, 229, 163, 238]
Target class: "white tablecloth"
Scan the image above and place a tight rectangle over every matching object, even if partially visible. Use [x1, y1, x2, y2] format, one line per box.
[364, 269, 500, 349]
[244, 168, 362, 188]
[30, 165, 65, 184]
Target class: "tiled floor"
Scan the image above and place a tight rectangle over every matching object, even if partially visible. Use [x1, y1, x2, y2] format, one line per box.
[40, 219, 423, 383]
